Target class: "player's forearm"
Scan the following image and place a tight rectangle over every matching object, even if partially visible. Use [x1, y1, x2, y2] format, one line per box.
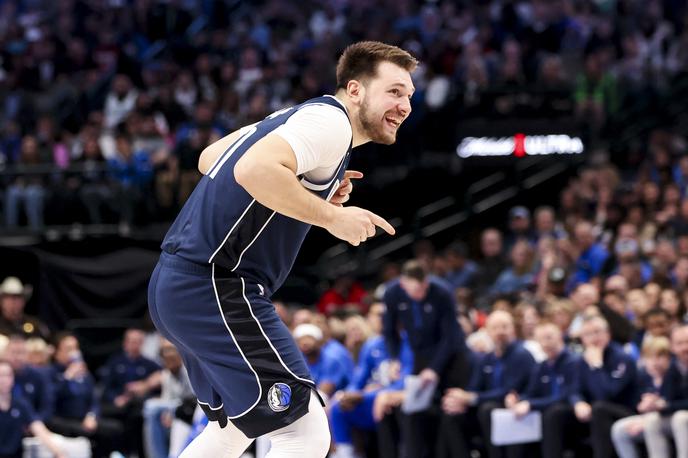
[234, 159, 335, 229]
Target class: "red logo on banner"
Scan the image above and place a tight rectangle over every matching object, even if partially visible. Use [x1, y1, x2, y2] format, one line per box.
[513, 133, 526, 157]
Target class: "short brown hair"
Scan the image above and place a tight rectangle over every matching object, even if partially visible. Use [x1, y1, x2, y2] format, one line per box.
[401, 260, 427, 282]
[336, 41, 418, 90]
[641, 336, 671, 358]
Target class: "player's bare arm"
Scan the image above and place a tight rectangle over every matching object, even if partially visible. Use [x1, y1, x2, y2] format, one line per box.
[198, 128, 245, 175]
[233, 134, 394, 246]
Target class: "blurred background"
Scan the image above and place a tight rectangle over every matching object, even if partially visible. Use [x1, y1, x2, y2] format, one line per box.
[1, 0, 688, 457]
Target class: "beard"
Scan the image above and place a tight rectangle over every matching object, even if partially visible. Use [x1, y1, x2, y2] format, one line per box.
[358, 96, 396, 145]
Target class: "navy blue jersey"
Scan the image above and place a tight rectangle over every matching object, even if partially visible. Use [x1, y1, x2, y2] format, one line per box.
[161, 96, 352, 294]
[0, 394, 36, 455]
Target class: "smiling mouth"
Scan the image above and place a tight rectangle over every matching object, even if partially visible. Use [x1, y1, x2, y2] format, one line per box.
[385, 116, 401, 129]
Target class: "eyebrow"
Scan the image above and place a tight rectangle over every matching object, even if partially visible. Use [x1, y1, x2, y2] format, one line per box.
[389, 82, 415, 94]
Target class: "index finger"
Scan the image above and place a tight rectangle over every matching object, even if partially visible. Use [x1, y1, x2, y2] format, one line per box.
[344, 170, 364, 180]
[367, 211, 395, 235]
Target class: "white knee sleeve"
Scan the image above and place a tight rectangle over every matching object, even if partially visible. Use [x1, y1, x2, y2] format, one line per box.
[264, 391, 331, 458]
[178, 419, 253, 458]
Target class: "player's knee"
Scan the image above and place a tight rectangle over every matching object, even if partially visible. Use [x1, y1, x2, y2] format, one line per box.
[307, 422, 331, 457]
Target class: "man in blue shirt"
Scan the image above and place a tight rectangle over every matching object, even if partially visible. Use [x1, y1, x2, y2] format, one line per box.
[99, 328, 161, 457]
[4, 334, 53, 422]
[47, 332, 124, 457]
[570, 220, 609, 289]
[329, 334, 413, 458]
[0, 360, 66, 458]
[107, 133, 154, 227]
[383, 260, 462, 387]
[546, 315, 636, 458]
[443, 242, 478, 290]
[643, 324, 688, 457]
[383, 260, 465, 458]
[292, 324, 349, 398]
[438, 310, 536, 458]
[504, 322, 579, 458]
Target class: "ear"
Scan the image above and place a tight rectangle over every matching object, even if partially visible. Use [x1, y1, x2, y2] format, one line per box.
[347, 79, 364, 104]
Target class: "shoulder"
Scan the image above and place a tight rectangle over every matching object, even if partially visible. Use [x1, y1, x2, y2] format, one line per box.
[12, 395, 36, 418]
[514, 342, 536, 361]
[428, 276, 454, 298]
[382, 280, 402, 299]
[287, 102, 351, 134]
[361, 335, 384, 354]
[593, 243, 609, 256]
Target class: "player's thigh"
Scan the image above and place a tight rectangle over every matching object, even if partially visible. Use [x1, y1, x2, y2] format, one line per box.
[264, 391, 330, 458]
[153, 266, 260, 412]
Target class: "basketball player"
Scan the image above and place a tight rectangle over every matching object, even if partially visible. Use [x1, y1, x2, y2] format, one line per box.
[147, 41, 417, 458]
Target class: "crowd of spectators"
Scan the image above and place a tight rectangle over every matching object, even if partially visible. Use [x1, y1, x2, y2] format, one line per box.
[4, 125, 688, 457]
[1, 0, 688, 229]
[3, 0, 688, 457]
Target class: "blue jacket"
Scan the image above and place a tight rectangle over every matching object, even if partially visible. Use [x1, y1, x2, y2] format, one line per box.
[51, 363, 100, 420]
[570, 342, 637, 408]
[347, 335, 414, 391]
[570, 243, 609, 287]
[383, 277, 463, 374]
[660, 360, 688, 414]
[307, 349, 349, 392]
[99, 352, 160, 403]
[107, 151, 153, 188]
[521, 349, 579, 411]
[0, 394, 37, 455]
[322, 338, 354, 386]
[444, 261, 478, 290]
[12, 365, 54, 421]
[468, 341, 537, 404]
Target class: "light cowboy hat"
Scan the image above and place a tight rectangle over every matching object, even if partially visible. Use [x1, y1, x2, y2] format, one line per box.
[0, 277, 33, 299]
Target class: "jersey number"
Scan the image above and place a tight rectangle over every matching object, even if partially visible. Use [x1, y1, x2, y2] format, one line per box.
[207, 126, 258, 179]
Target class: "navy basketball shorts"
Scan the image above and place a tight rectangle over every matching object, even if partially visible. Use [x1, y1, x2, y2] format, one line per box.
[148, 252, 320, 438]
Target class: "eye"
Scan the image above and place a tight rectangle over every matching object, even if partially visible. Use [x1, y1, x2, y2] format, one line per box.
[389, 88, 400, 96]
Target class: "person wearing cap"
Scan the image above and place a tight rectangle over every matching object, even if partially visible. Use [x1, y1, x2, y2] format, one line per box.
[504, 206, 535, 251]
[293, 323, 349, 399]
[0, 277, 51, 341]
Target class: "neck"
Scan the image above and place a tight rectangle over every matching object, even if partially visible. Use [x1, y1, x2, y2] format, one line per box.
[334, 90, 370, 147]
[495, 343, 509, 357]
[548, 349, 562, 363]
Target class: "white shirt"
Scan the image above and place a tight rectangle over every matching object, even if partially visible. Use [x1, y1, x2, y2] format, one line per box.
[273, 95, 352, 184]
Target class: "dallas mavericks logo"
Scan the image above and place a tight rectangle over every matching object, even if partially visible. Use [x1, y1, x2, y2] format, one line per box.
[267, 383, 292, 412]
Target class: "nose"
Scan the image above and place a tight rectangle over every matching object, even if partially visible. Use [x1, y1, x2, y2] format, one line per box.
[398, 97, 411, 117]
